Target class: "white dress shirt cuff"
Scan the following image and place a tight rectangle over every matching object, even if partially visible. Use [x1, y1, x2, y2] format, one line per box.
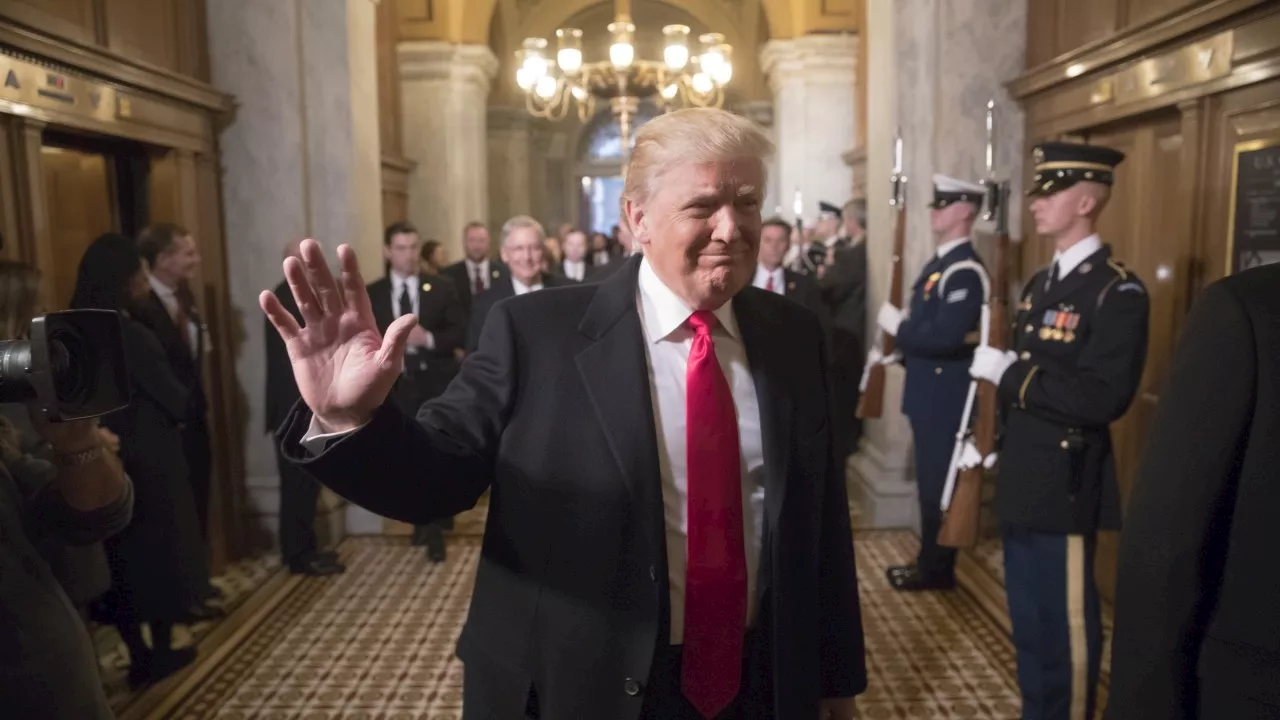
[425, 331, 435, 351]
[299, 416, 367, 456]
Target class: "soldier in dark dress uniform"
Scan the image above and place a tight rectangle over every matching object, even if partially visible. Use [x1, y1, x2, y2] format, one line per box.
[877, 175, 987, 591]
[968, 142, 1149, 720]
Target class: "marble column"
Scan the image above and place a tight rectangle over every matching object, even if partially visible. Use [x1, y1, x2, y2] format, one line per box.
[487, 107, 533, 232]
[207, 0, 385, 545]
[760, 35, 858, 222]
[399, 42, 498, 258]
[852, 0, 1027, 530]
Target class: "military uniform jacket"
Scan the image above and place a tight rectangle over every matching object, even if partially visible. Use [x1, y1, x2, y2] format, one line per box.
[897, 241, 985, 422]
[995, 245, 1149, 534]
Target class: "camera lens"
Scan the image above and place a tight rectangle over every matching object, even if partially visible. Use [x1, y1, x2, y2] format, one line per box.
[0, 341, 36, 403]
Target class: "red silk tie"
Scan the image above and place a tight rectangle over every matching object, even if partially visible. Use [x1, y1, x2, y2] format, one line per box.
[764, 275, 775, 293]
[681, 310, 746, 718]
[473, 266, 484, 294]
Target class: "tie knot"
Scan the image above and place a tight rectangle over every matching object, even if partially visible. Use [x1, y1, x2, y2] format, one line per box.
[687, 310, 717, 336]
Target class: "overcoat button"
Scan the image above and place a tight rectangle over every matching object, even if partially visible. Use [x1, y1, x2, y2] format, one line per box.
[624, 678, 642, 696]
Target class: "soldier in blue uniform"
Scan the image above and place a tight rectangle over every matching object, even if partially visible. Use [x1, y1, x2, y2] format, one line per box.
[874, 174, 987, 592]
[967, 142, 1149, 720]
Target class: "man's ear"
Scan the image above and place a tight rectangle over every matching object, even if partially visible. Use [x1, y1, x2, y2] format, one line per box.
[624, 198, 646, 242]
[1076, 187, 1099, 218]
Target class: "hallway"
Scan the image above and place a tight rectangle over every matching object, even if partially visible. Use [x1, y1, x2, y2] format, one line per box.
[134, 530, 1026, 719]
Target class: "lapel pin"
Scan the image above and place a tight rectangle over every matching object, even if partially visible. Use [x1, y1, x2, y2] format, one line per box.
[787, 281, 795, 291]
[422, 282, 432, 292]
[492, 270, 500, 279]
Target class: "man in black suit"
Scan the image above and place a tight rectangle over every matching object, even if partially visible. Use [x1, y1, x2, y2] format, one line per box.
[585, 222, 639, 283]
[1106, 262, 1280, 719]
[753, 216, 827, 324]
[466, 215, 572, 353]
[819, 200, 869, 465]
[262, 107, 865, 720]
[556, 227, 590, 282]
[367, 221, 467, 561]
[134, 223, 221, 615]
[441, 221, 508, 317]
[265, 240, 344, 576]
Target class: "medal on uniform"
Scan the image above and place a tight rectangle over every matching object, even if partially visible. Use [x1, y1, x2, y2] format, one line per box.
[923, 271, 942, 299]
[1052, 311, 1067, 341]
[1064, 312, 1079, 343]
[1040, 310, 1057, 340]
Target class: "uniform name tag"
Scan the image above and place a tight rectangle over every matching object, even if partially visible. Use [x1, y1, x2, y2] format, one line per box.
[946, 288, 968, 303]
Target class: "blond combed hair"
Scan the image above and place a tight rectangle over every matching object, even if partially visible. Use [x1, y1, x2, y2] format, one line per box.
[622, 108, 775, 228]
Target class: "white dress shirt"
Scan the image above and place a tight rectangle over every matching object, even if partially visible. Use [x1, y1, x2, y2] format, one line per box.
[1051, 234, 1103, 279]
[511, 277, 543, 295]
[637, 258, 765, 644]
[302, 259, 767, 645]
[592, 250, 611, 267]
[465, 259, 493, 291]
[935, 236, 972, 259]
[148, 273, 199, 354]
[562, 259, 586, 282]
[390, 272, 434, 352]
[752, 265, 785, 295]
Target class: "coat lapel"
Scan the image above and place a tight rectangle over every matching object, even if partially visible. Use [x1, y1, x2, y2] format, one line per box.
[574, 256, 665, 557]
[733, 289, 793, 544]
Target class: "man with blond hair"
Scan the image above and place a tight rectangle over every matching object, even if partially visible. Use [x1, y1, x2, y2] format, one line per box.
[263, 107, 866, 720]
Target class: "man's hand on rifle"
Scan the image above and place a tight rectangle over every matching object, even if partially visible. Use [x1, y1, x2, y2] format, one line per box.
[956, 439, 998, 471]
[876, 303, 904, 336]
[970, 345, 1017, 385]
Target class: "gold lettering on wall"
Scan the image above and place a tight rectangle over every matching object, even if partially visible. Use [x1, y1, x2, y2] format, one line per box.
[0, 54, 116, 123]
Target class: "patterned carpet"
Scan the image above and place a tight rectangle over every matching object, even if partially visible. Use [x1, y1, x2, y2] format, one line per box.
[154, 530, 1024, 719]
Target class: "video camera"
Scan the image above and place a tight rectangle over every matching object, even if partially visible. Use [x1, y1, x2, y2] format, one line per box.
[0, 310, 131, 421]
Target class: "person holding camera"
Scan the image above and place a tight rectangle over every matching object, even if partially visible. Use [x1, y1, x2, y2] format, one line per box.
[0, 375, 134, 717]
[71, 233, 210, 687]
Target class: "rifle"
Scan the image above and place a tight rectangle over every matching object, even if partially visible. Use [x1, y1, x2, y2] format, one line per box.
[856, 134, 907, 420]
[938, 100, 1010, 548]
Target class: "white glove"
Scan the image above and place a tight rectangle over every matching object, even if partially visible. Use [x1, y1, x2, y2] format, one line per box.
[955, 440, 999, 471]
[877, 303, 903, 336]
[970, 345, 1018, 385]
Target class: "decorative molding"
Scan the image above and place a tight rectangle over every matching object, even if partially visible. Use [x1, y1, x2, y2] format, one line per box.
[0, 22, 230, 113]
[398, 41, 499, 90]
[1008, 0, 1268, 101]
[759, 34, 858, 94]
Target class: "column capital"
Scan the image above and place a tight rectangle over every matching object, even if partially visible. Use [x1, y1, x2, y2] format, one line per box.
[398, 41, 499, 91]
[760, 34, 858, 93]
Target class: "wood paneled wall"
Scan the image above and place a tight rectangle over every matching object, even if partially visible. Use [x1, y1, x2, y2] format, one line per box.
[1012, 0, 1280, 601]
[2, 0, 210, 82]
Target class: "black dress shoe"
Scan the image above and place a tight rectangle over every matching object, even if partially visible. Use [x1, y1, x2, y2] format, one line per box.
[128, 646, 197, 689]
[183, 602, 226, 622]
[426, 542, 447, 563]
[289, 555, 346, 576]
[888, 566, 956, 592]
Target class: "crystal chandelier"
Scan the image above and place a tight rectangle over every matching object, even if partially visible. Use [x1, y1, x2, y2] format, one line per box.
[515, 0, 734, 165]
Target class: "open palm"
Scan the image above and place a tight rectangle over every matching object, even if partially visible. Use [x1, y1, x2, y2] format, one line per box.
[259, 239, 417, 433]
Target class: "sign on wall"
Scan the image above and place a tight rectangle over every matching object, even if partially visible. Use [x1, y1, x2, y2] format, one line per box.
[1227, 138, 1280, 274]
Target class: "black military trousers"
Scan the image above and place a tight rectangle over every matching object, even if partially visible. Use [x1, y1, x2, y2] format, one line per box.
[909, 418, 957, 578]
[277, 448, 322, 564]
[1004, 528, 1102, 720]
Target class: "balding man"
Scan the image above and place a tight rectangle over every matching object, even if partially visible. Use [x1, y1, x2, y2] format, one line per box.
[264, 240, 343, 576]
[263, 108, 865, 719]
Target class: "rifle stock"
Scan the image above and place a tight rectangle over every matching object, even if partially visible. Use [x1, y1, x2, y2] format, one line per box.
[856, 198, 907, 420]
[938, 227, 1009, 548]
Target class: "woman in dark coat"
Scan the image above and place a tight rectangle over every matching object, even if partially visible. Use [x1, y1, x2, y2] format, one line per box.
[70, 233, 207, 687]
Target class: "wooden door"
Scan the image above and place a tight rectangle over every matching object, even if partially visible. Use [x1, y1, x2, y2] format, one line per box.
[1084, 112, 1190, 601]
[40, 146, 117, 310]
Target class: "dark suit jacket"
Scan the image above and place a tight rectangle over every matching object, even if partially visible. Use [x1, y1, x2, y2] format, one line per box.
[367, 273, 467, 360]
[133, 289, 206, 424]
[466, 273, 572, 353]
[279, 256, 867, 719]
[442, 259, 508, 317]
[781, 269, 827, 325]
[819, 241, 868, 377]
[1106, 264, 1280, 719]
[265, 280, 302, 433]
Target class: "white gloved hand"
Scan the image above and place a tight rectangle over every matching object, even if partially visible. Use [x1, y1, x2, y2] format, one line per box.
[970, 345, 1018, 385]
[881, 349, 903, 365]
[956, 440, 984, 471]
[877, 303, 903, 336]
[867, 346, 884, 367]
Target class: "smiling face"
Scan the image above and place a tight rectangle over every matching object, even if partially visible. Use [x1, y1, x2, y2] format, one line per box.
[500, 226, 544, 286]
[626, 158, 764, 310]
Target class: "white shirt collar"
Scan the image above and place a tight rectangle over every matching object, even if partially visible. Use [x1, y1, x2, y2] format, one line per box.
[465, 258, 489, 272]
[752, 264, 785, 292]
[935, 236, 971, 259]
[638, 257, 739, 343]
[148, 273, 176, 299]
[1052, 234, 1102, 278]
[511, 276, 542, 295]
[390, 270, 418, 289]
